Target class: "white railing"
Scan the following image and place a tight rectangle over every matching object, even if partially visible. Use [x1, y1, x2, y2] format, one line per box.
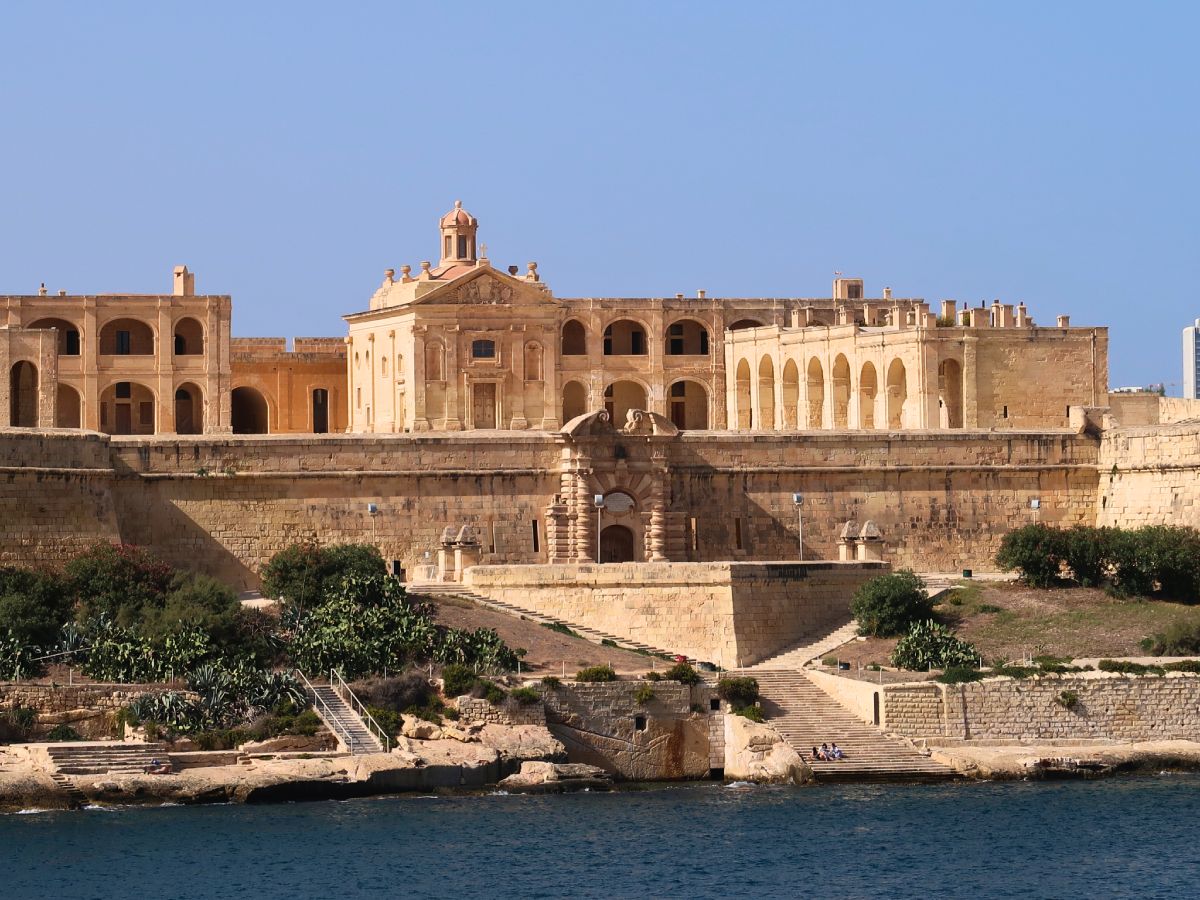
[331, 669, 391, 753]
[293, 668, 362, 755]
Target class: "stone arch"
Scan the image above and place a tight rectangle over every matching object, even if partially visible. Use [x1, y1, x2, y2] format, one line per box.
[173, 317, 204, 356]
[939, 358, 964, 428]
[231, 386, 270, 434]
[886, 359, 908, 429]
[562, 380, 588, 422]
[174, 382, 204, 434]
[806, 357, 825, 428]
[99, 380, 156, 435]
[859, 362, 878, 429]
[8, 361, 38, 427]
[524, 342, 544, 381]
[781, 359, 800, 428]
[28, 317, 81, 356]
[99, 317, 155, 355]
[728, 318, 765, 331]
[55, 383, 82, 428]
[603, 379, 648, 424]
[735, 358, 752, 429]
[832, 354, 852, 429]
[757, 355, 776, 429]
[425, 342, 445, 381]
[599, 524, 637, 563]
[667, 379, 708, 429]
[603, 318, 648, 356]
[561, 319, 587, 356]
[664, 318, 710, 356]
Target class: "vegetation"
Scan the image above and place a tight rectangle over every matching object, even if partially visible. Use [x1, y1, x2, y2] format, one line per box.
[1141, 619, 1200, 656]
[996, 524, 1200, 599]
[717, 676, 760, 709]
[575, 664, 617, 682]
[1056, 690, 1079, 710]
[851, 570, 933, 637]
[734, 705, 765, 723]
[540, 675, 562, 689]
[260, 542, 387, 612]
[540, 622, 581, 638]
[662, 661, 702, 685]
[935, 666, 986, 684]
[633, 683, 655, 705]
[441, 664, 478, 698]
[509, 686, 541, 706]
[891, 620, 980, 671]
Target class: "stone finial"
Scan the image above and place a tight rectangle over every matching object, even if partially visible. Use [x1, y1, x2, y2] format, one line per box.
[384, 268, 395, 284]
[400, 264, 413, 283]
[419, 260, 433, 281]
[526, 261, 539, 282]
[38, 282, 47, 296]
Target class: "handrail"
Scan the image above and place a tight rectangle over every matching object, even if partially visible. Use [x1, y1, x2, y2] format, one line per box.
[293, 668, 359, 755]
[330, 669, 391, 753]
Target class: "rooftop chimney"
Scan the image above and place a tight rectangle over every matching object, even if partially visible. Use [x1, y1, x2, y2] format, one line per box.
[173, 265, 195, 297]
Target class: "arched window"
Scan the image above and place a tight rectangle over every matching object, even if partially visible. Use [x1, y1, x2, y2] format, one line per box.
[806, 358, 825, 428]
[524, 343, 543, 381]
[728, 318, 765, 331]
[561, 320, 587, 355]
[173, 317, 204, 356]
[666, 319, 710, 356]
[757, 356, 776, 430]
[604, 380, 648, 423]
[668, 380, 709, 429]
[28, 318, 81, 356]
[603, 320, 647, 356]
[99, 318, 154, 355]
[832, 354, 852, 429]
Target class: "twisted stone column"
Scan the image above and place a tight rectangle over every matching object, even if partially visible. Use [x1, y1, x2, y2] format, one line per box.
[574, 471, 595, 562]
[647, 476, 667, 562]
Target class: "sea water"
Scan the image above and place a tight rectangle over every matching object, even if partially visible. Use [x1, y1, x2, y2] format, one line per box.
[4, 778, 1200, 899]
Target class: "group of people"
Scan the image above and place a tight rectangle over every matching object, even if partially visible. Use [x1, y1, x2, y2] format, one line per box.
[811, 743, 844, 761]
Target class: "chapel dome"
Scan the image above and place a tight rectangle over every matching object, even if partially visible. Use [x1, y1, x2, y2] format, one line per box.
[440, 200, 477, 228]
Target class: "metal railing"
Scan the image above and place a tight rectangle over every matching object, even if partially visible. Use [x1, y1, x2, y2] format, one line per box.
[293, 668, 362, 755]
[331, 669, 391, 754]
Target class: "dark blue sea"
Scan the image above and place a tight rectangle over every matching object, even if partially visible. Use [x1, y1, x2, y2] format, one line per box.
[4, 777, 1200, 899]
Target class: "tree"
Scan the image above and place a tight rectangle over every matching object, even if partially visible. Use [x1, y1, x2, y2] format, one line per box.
[65, 542, 175, 626]
[0, 567, 72, 647]
[260, 542, 387, 611]
[850, 570, 933, 637]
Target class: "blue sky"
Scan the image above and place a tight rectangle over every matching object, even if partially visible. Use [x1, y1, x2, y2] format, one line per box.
[2, 2, 1196, 389]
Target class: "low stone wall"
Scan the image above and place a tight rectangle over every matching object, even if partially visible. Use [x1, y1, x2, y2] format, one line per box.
[882, 673, 1200, 743]
[0, 681, 176, 740]
[539, 681, 714, 780]
[465, 561, 884, 667]
[455, 697, 547, 726]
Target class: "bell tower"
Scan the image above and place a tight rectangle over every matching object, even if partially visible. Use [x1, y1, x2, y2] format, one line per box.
[438, 200, 479, 267]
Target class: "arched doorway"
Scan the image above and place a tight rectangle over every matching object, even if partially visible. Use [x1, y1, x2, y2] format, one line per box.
[832, 354, 851, 428]
[231, 386, 269, 434]
[939, 359, 963, 428]
[562, 381, 588, 422]
[312, 388, 329, 433]
[9, 361, 38, 427]
[99, 381, 155, 435]
[599, 524, 636, 563]
[806, 358, 824, 428]
[859, 362, 878, 429]
[174, 383, 204, 434]
[668, 380, 708, 429]
[56, 383, 81, 428]
[757, 356, 775, 430]
[735, 359, 752, 429]
[781, 359, 799, 428]
[603, 380, 647, 425]
[886, 359, 908, 429]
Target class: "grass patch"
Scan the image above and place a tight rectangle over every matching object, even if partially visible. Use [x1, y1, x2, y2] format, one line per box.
[541, 621, 582, 639]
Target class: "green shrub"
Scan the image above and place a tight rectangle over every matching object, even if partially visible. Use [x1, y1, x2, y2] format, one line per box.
[644, 670, 662, 681]
[575, 665, 617, 682]
[1135, 526, 1200, 600]
[1098, 659, 1165, 676]
[66, 542, 176, 627]
[354, 672, 436, 714]
[441, 664, 477, 698]
[851, 570, 932, 637]
[0, 567, 72, 647]
[994, 524, 1067, 587]
[1163, 660, 1200, 673]
[509, 686, 541, 706]
[936, 666, 985, 684]
[734, 705, 764, 723]
[663, 662, 702, 685]
[717, 676, 759, 708]
[991, 664, 1040, 680]
[1055, 690, 1079, 710]
[633, 683, 655, 705]
[365, 706, 402, 737]
[977, 604, 1002, 614]
[600, 638, 619, 648]
[540, 675, 561, 689]
[475, 679, 506, 704]
[891, 620, 979, 671]
[1061, 525, 1117, 588]
[260, 542, 386, 612]
[541, 621, 580, 638]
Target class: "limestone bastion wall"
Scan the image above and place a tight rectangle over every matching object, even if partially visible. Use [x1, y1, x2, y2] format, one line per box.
[672, 430, 1100, 572]
[465, 561, 884, 667]
[1096, 421, 1200, 530]
[882, 673, 1200, 743]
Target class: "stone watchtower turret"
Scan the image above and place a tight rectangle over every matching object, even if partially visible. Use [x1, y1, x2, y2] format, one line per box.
[439, 200, 478, 268]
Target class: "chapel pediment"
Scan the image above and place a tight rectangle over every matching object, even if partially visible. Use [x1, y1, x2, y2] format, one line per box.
[411, 266, 551, 307]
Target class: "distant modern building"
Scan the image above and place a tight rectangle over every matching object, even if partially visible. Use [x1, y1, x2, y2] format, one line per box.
[1185, 318, 1200, 400]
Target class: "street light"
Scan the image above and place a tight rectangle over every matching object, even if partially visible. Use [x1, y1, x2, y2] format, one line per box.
[367, 502, 379, 544]
[593, 494, 606, 562]
[792, 492, 804, 561]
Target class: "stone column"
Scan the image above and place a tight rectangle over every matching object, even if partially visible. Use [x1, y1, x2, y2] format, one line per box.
[646, 474, 668, 562]
[574, 470, 595, 562]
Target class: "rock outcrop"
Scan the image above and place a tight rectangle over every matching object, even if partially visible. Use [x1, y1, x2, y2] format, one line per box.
[497, 761, 612, 793]
[723, 715, 813, 785]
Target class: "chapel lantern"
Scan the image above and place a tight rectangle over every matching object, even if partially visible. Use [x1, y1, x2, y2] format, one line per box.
[439, 200, 478, 267]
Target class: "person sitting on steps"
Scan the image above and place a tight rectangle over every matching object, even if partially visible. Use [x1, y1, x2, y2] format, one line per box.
[830, 743, 845, 760]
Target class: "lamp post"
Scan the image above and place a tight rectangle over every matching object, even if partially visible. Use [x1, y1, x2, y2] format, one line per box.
[367, 502, 378, 544]
[792, 492, 804, 561]
[593, 494, 606, 562]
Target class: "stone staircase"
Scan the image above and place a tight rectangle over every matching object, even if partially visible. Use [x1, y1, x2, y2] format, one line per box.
[741, 670, 956, 783]
[307, 683, 383, 754]
[46, 742, 173, 776]
[410, 584, 675, 658]
[747, 620, 862, 671]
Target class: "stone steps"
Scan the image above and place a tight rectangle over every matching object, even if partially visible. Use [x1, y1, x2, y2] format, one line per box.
[308, 684, 383, 754]
[747, 620, 862, 670]
[410, 584, 675, 659]
[46, 742, 173, 776]
[737, 670, 957, 783]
